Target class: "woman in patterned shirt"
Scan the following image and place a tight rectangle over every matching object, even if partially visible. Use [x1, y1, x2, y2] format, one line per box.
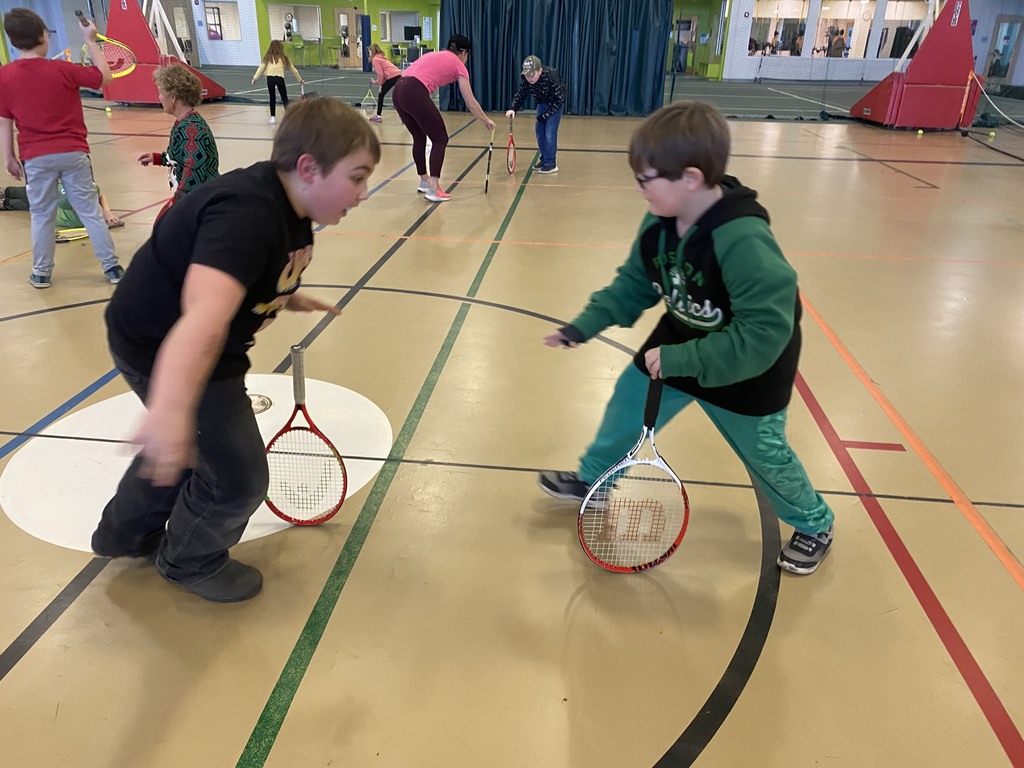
[138, 64, 220, 210]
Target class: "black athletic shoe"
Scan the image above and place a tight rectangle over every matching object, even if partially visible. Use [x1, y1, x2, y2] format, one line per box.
[778, 526, 834, 575]
[538, 470, 589, 502]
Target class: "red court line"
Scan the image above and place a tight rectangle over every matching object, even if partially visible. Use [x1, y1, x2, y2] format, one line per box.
[796, 372, 1024, 766]
[842, 440, 906, 452]
[801, 292, 1024, 592]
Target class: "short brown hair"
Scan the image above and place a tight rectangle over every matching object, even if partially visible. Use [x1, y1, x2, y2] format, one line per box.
[271, 98, 381, 173]
[153, 64, 202, 107]
[4, 7, 46, 51]
[628, 101, 730, 188]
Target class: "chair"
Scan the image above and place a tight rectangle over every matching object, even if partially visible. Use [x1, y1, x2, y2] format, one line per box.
[390, 44, 403, 66]
[290, 34, 306, 66]
[405, 44, 420, 65]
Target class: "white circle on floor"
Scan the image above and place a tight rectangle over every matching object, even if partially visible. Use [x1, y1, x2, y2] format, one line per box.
[0, 375, 393, 552]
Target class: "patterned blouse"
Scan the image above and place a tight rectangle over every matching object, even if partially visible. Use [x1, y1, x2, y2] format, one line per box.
[149, 110, 220, 199]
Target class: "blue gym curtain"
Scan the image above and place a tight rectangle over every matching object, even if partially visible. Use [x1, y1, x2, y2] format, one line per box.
[438, 0, 672, 117]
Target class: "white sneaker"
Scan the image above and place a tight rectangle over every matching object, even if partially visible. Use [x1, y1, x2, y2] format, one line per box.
[416, 180, 430, 194]
[268, 116, 276, 124]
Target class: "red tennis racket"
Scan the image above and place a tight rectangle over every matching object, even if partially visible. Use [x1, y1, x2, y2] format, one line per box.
[579, 379, 689, 572]
[506, 117, 517, 174]
[265, 345, 347, 525]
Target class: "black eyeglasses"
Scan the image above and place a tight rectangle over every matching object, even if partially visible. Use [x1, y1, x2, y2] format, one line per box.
[634, 170, 673, 188]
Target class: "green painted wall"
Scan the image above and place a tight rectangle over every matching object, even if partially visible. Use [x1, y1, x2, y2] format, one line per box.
[668, 0, 722, 80]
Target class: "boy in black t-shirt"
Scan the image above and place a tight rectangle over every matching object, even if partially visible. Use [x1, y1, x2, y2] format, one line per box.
[538, 102, 835, 576]
[93, 99, 380, 603]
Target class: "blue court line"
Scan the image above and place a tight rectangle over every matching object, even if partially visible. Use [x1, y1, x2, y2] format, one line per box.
[0, 368, 120, 462]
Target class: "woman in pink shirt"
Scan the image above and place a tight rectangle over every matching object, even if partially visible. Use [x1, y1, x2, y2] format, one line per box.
[391, 34, 495, 202]
[367, 43, 401, 123]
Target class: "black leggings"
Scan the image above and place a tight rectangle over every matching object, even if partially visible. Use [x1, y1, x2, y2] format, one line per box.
[267, 75, 289, 116]
[376, 75, 400, 116]
[392, 76, 448, 178]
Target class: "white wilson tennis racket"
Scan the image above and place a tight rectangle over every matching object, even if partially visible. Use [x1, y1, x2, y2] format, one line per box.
[579, 378, 690, 572]
[265, 345, 348, 525]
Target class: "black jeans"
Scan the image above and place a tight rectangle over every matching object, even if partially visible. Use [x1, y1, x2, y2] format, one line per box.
[376, 75, 400, 116]
[267, 75, 288, 116]
[92, 357, 269, 584]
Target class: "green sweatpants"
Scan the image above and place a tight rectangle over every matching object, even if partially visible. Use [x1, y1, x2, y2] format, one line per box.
[578, 364, 834, 534]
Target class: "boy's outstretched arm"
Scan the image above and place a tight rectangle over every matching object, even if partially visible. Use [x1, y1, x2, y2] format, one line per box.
[79, 19, 113, 85]
[0, 118, 21, 180]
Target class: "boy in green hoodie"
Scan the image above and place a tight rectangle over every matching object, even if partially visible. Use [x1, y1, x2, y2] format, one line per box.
[539, 101, 834, 575]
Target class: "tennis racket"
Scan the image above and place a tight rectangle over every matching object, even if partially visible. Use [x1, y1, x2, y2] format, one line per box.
[75, 11, 137, 78]
[55, 228, 89, 243]
[506, 117, 517, 174]
[579, 378, 690, 573]
[265, 345, 348, 525]
[484, 127, 495, 193]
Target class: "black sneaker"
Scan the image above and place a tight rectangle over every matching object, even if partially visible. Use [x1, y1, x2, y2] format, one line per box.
[162, 559, 263, 603]
[538, 470, 589, 502]
[532, 161, 543, 170]
[104, 265, 125, 284]
[29, 273, 51, 289]
[778, 526, 834, 575]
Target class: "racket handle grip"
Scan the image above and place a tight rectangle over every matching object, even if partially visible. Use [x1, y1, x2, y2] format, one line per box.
[644, 378, 664, 429]
[290, 344, 306, 405]
[75, 9, 90, 25]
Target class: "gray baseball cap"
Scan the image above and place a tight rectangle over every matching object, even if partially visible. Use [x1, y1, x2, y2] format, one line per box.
[521, 55, 542, 75]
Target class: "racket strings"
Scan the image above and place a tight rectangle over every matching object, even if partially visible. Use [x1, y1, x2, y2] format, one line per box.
[580, 465, 686, 569]
[266, 428, 346, 521]
[98, 40, 135, 74]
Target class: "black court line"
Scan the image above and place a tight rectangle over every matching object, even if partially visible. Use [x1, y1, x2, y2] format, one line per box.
[0, 557, 109, 682]
[655, 480, 780, 766]
[842, 146, 940, 189]
[6, 430, 1021, 509]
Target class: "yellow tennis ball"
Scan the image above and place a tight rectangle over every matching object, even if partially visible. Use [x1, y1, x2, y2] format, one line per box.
[917, 129, 924, 135]
[989, 131, 996, 139]
[105, 107, 111, 113]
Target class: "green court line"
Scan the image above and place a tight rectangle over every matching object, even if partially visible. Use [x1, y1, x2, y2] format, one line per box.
[236, 154, 540, 768]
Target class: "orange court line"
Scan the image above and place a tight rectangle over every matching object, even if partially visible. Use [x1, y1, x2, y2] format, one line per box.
[789, 249, 1024, 267]
[325, 230, 630, 249]
[801, 291, 1024, 592]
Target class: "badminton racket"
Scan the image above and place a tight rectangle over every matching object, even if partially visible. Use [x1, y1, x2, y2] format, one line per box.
[75, 10, 137, 78]
[484, 127, 495, 193]
[506, 116, 517, 174]
[265, 345, 348, 525]
[579, 378, 690, 572]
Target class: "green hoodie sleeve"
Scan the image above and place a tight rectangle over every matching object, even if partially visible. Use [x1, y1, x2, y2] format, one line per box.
[658, 218, 797, 386]
[569, 214, 663, 339]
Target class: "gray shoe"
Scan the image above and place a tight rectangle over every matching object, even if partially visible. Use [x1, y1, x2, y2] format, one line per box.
[164, 559, 263, 603]
[538, 470, 589, 502]
[778, 526, 834, 575]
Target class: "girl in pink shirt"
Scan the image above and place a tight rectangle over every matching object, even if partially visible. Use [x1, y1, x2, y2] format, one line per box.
[367, 44, 401, 123]
[391, 34, 494, 202]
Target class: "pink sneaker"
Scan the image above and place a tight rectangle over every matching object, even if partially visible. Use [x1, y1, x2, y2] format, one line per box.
[425, 187, 451, 203]
[368, 115, 382, 123]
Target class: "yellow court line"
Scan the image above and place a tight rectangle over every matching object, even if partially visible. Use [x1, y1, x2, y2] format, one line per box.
[801, 291, 1024, 592]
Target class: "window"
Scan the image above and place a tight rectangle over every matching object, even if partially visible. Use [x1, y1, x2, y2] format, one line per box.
[204, 2, 241, 41]
[379, 10, 419, 42]
[749, 0, 810, 56]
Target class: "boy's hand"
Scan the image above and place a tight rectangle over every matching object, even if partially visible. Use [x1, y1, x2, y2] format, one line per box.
[644, 347, 663, 379]
[133, 409, 196, 487]
[543, 330, 577, 348]
[6, 157, 23, 180]
[505, 110, 515, 120]
[79, 19, 98, 43]
[284, 291, 341, 315]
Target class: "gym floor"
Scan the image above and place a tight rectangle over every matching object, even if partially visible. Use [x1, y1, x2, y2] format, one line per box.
[1, 82, 1023, 767]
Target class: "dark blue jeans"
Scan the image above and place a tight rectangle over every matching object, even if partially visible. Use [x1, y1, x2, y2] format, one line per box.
[92, 357, 269, 584]
[535, 105, 562, 169]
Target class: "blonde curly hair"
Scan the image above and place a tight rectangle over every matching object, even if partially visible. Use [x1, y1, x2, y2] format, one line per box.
[153, 64, 203, 108]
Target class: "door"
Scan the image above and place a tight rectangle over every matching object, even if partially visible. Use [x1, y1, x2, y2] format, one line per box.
[987, 17, 1022, 85]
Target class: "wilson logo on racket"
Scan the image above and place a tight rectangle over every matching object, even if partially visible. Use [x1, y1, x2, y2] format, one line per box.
[578, 379, 690, 572]
[265, 345, 347, 525]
